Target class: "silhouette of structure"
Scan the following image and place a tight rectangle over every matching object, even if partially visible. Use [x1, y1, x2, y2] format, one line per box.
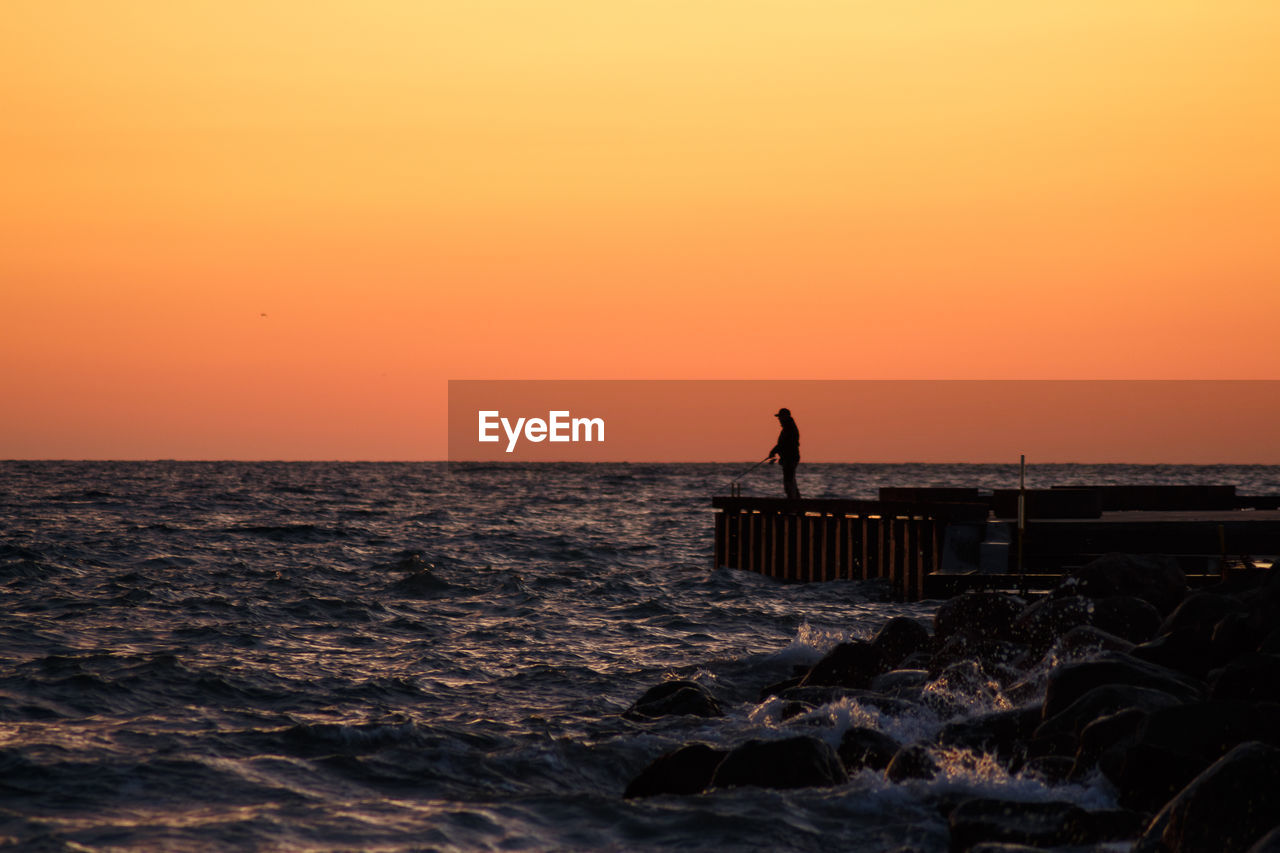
[712, 485, 1280, 601]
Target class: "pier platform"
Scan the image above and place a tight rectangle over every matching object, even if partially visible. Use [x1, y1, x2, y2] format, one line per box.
[712, 485, 1280, 601]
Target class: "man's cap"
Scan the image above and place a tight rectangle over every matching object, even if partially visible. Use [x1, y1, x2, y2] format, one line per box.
[775, 408, 791, 417]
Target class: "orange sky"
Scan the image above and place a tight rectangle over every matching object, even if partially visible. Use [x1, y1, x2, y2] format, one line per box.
[2, 3, 1278, 460]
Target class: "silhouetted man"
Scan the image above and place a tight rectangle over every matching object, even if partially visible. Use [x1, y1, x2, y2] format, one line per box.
[767, 408, 801, 500]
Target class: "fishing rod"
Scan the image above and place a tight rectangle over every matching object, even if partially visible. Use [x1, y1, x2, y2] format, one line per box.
[728, 457, 772, 496]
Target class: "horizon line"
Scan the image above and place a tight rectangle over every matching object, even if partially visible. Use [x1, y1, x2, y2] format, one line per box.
[4, 459, 1280, 466]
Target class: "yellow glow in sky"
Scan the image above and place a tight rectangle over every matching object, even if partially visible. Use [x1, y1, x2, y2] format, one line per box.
[2, 2, 1278, 458]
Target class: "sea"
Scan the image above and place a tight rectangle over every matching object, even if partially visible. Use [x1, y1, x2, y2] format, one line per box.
[3, 461, 1279, 852]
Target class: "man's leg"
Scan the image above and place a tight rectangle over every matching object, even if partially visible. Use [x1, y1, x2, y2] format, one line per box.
[783, 459, 801, 500]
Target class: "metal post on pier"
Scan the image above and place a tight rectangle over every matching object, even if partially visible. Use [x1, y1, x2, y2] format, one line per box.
[1017, 454, 1026, 596]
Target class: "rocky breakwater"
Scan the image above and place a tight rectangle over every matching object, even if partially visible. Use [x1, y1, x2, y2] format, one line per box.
[622, 554, 1280, 852]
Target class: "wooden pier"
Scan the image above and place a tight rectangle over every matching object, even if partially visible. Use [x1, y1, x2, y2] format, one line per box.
[712, 485, 1280, 601]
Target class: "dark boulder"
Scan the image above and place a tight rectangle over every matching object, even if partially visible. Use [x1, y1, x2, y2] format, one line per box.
[1108, 742, 1211, 813]
[1158, 592, 1247, 637]
[390, 568, 454, 596]
[948, 798, 1144, 851]
[885, 743, 939, 782]
[1056, 553, 1187, 615]
[624, 743, 726, 798]
[777, 685, 921, 717]
[838, 727, 901, 772]
[937, 705, 1042, 766]
[949, 799, 1085, 850]
[1088, 595, 1163, 644]
[1035, 683, 1181, 740]
[935, 592, 1025, 645]
[710, 736, 848, 790]
[1248, 827, 1280, 853]
[800, 640, 887, 689]
[931, 660, 997, 696]
[1211, 611, 1264, 665]
[1209, 653, 1280, 702]
[779, 701, 816, 721]
[1071, 707, 1148, 777]
[929, 634, 1029, 678]
[1106, 701, 1280, 812]
[757, 675, 804, 702]
[872, 616, 933, 667]
[1134, 742, 1280, 853]
[1132, 627, 1217, 679]
[1013, 595, 1093, 656]
[1138, 700, 1280, 756]
[1048, 624, 1135, 661]
[1041, 652, 1202, 721]
[623, 680, 723, 720]
[869, 668, 930, 695]
[898, 650, 935, 670]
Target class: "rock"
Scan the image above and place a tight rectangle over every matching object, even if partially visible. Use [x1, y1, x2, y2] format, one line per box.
[1132, 627, 1217, 679]
[1211, 611, 1264, 665]
[898, 651, 935, 669]
[1109, 742, 1210, 813]
[1041, 652, 1202, 721]
[1056, 553, 1187, 615]
[869, 668, 930, 695]
[934, 592, 1025, 645]
[757, 675, 805, 701]
[947, 798, 1144, 851]
[1107, 701, 1280, 812]
[710, 736, 848, 790]
[1088, 595, 1163, 643]
[838, 727, 901, 771]
[1072, 707, 1148, 777]
[948, 799, 1085, 850]
[929, 634, 1029, 678]
[1049, 624, 1135, 661]
[624, 743, 726, 798]
[1002, 673, 1049, 708]
[800, 640, 887, 689]
[1137, 701, 1280, 757]
[931, 659, 998, 696]
[623, 680, 723, 720]
[779, 701, 816, 721]
[885, 743, 939, 782]
[872, 616, 933, 667]
[1259, 627, 1280, 655]
[390, 568, 453, 596]
[937, 705, 1042, 765]
[1248, 827, 1280, 853]
[1209, 653, 1280, 702]
[777, 685, 922, 717]
[1158, 592, 1247, 637]
[1134, 742, 1280, 853]
[1035, 683, 1181, 740]
[1013, 595, 1094, 656]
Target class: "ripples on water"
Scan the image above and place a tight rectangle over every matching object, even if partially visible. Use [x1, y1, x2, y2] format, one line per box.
[2, 461, 1278, 851]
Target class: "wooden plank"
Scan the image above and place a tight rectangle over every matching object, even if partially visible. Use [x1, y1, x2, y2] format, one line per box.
[860, 516, 871, 580]
[713, 510, 726, 569]
[747, 512, 758, 574]
[1051, 484, 1237, 511]
[712, 496, 989, 522]
[764, 512, 776, 579]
